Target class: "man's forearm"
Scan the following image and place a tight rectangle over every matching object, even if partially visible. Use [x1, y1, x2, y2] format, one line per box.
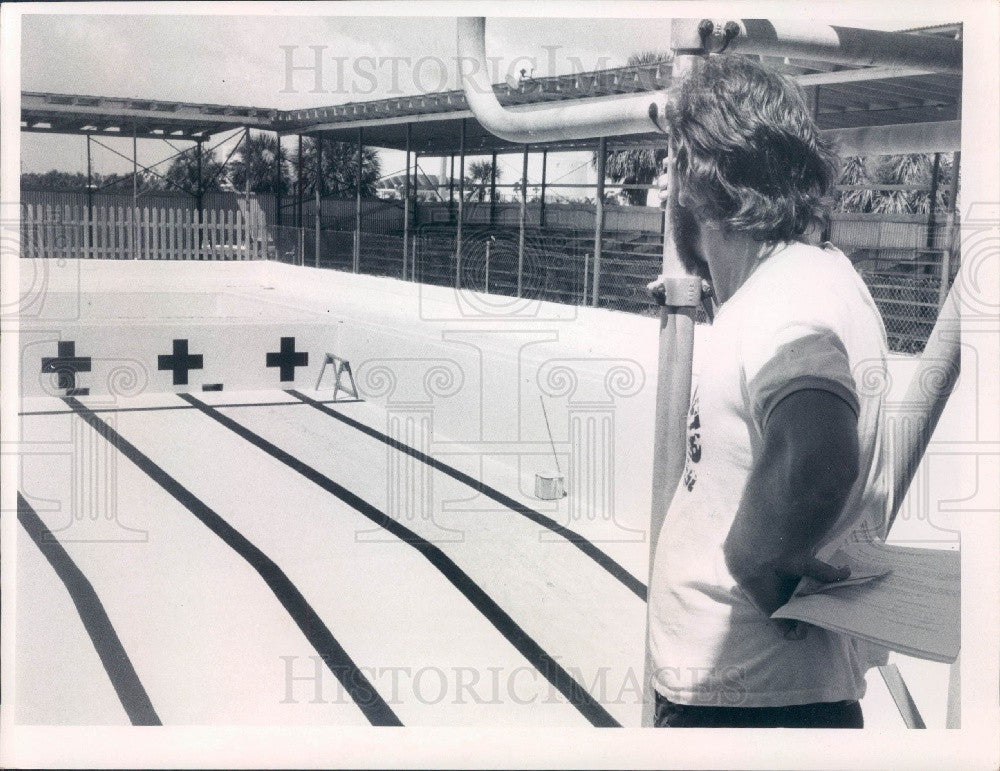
[723, 389, 860, 616]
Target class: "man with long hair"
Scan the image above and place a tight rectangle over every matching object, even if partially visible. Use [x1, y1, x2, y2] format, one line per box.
[647, 55, 890, 728]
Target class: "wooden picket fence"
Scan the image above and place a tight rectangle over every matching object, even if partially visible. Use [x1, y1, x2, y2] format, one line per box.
[20, 203, 271, 260]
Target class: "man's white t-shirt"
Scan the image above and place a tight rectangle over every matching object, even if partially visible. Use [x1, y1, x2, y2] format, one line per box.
[648, 241, 891, 708]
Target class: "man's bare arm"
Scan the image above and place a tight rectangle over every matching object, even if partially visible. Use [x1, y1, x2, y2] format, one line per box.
[723, 388, 859, 621]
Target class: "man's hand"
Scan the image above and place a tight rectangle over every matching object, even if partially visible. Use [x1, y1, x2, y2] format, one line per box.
[646, 275, 668, 304]
[723, 388, 859, 636]
[733, 554, 851, 639]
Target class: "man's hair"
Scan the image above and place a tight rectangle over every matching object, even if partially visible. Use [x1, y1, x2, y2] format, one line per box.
[665, 55, 837, 243]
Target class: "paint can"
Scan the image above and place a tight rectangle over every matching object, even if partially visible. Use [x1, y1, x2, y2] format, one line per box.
[534, 472, 566, 500]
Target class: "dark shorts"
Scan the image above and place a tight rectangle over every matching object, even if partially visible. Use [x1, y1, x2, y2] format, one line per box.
[654, 691, 863, 728]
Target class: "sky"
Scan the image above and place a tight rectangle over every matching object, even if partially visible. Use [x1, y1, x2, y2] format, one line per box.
[17, 10, 918, 195]
[19, 12, 681, 192]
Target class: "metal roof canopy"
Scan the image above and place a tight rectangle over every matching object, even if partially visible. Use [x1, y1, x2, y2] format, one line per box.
[21, 92, 277, 140]
[22, 53, 961, 155]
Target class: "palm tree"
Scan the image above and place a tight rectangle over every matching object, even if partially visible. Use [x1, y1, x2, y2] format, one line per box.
[296, 137, 381, 198]
[465, 160, 500, 202]
[164, 148, 227, 195]
[594, 51, 672, 206]
[871, 154, 932, 214]
[835, 156, 876, 213]
[229, 133, 292, 195]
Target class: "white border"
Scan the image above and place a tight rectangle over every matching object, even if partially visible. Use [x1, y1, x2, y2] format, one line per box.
[2, 2, 998, 768]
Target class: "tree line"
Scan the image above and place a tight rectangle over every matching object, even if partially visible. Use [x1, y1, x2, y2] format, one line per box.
[22, 135, 382, 199]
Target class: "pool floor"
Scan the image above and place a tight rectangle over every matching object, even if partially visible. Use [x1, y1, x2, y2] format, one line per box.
[15, 386, 947, 728]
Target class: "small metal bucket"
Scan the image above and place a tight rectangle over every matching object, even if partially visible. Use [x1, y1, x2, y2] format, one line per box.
[534, 472, 566, 500]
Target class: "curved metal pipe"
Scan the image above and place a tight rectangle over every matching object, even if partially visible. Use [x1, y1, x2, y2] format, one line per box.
[457, 17, 667, 144]
[673, 19, 962, 74]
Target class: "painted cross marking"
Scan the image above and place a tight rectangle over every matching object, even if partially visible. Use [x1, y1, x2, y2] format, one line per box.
[266, 336, 308, 382]
[158, 339, 204, 386]
[41, 340, 92, 396]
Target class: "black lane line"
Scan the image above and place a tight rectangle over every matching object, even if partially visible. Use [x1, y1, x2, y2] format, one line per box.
[17, 492, 162, 726]
[20, 397, 361, 418]
[179, 392, 621, 728]
[287, 389, 648, 602]
[62, 397, 402, 727]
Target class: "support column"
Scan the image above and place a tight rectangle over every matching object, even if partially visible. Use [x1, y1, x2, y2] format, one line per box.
[448, 154, 456, 221]
[455, 119, 466, 290]
[297, 134, 304, 229]
[243, 128, 251, 247]
[196, 139, 204, 253]
[354, 126, 363, 272]
[517, 144, 528, 297]
[940, 150, 961, 308]
[86, 133, 94, 257]
[539, 150, 548, 229]
[314, 135, 322, 268]
[926, 152, 941, 249]
[132, 125, 138, 260]
[402, 123, 411, 278]
[591, 136, 607, 307]
[489, 151, 498, 226]
[275, 133, 282, 228]
[642, 55, 702, 727]
[413, 152, 420, 248]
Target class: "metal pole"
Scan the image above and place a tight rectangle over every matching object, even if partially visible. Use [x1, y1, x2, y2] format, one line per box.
[591, 136, 607, 307]
[455, 119, 466, 290]
[86, 133, 93, 257]
[539, 150, 548, 229]
[485, 239, 491, 293]
[297, 134, 304, 229]
[926, 152, 941, 252]
[517, 144, 528, 297]
[196, 139, 204, 252]
[314, 135, 322, 268]
[275, 133, 282, 228]
[671, 18, 962, 74]
[642, 55, 702, 727]
[402, 123, 411, 278]
[354, 126, 363, 272]
[489, 151, 497, 226]
[940, 151, 961, 308]
[449, 154, 455, 220]
[413, 152, 420, 253]
[132, 125, 138, 259]
[243, 128, 251, 246]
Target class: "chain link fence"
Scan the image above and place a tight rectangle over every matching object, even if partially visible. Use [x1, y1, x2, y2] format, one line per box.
[264, 210, 957, 354]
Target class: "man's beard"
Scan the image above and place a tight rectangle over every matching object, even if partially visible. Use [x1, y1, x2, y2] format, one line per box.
[669, 196, 711, 282]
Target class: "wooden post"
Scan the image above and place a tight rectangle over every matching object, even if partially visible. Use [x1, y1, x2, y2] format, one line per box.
[455, 119, 466, 289]
[539, 150, 548, 229]
[402, 123, 412, 278]
[314, 136, 323, 268]
[517, 144, 528, 297]
[591, 136, 607, 307]
[354, 126, 363, 272]
[196, 139, 204, 255]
